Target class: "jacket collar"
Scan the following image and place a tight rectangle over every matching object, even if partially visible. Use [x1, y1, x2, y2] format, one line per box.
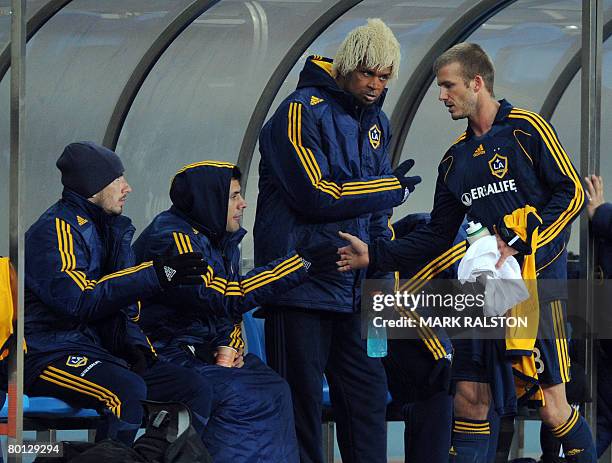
[62, 188, 111, 227]
[61, 188, 133, 234]
[220, 227, 247, 250]
[170, 206, 246, 250]
[465, 99, 513, 138]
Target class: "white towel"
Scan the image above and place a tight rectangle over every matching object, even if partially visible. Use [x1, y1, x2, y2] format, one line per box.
[457, 235, 529, 317]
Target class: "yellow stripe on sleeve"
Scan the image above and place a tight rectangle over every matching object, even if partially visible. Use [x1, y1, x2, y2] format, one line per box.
[228, 324, 244, 350]
[172, 231, 304, 298]
[55, 217, 153, 292]
[55, 218, 97, 290]
[96, 262, 153, 284]
[287, 102, 401, 199]
[173, 232, 186, 254]
[211, 255, 304, 296]
[508, 109, 584, 247]
[389, 241, 467, 360]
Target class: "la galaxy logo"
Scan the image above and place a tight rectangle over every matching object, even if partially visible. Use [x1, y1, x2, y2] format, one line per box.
[488, 153, 508, 179]
[66, 355, 88, 368]
[368, 124, 381, 149]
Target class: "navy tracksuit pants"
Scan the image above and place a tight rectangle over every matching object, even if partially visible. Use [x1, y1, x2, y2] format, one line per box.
[27, 355, 212, 444]
[384, 339, 453, 463]
[265, 308, 388, 463]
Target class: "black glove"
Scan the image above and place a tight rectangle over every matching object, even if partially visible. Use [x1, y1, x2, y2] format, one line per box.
[153, 252, 207, 289]
[428, 356, 452, 394]
[296, 243, 339, 275]
[393, 159, 422, 202]
[496, 212, 542, 256]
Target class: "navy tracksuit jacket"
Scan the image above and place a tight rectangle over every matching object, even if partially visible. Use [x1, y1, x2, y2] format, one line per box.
[134, 162, 306, 463]
[23, 186, 211, 439]
[370, 100, 584, 293]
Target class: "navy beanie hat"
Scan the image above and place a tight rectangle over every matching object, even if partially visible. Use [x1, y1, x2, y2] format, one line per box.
[56, 141, 124, 198]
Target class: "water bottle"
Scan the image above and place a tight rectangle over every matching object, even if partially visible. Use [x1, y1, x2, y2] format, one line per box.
[466, 221, 490, 245]
[367, 323, 387, 357]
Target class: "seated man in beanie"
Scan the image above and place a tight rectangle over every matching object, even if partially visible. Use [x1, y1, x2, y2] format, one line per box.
[24, 141, 213, 444]
[133, 161, 338, 463]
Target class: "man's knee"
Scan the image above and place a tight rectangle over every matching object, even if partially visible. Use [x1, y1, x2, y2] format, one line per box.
[116, 370, 147, 423]
[539, 383, 572, 427]
[118, 369, 147, 400]
[454, 381, 491, 419]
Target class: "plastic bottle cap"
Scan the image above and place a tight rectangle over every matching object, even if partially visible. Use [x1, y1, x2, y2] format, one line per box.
[466, 221, 483, 236]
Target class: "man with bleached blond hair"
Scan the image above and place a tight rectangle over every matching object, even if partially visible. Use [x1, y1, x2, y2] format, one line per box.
[255, 18, 421, 463]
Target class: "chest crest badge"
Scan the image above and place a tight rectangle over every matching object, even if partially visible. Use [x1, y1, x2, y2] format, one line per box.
[368, 124, 382, 150]
[488, 153, 508, 179]
[66, 355, 88, 367]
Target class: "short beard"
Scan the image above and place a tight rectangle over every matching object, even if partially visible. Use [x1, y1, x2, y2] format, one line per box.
[104, 206, 122, 216]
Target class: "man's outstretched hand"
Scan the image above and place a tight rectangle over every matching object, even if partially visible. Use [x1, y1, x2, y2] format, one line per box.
[337, 231, 370, 271]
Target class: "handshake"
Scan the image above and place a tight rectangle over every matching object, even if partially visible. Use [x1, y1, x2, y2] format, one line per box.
[297, 237, 369, 275]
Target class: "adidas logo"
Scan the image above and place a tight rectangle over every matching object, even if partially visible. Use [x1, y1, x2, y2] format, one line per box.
[76, 216, 88, 226]
[164, 266, 177, 281]
[310, 95, 324, 106]
[566, 449, 583, 456]
[473, 144, 486, 157]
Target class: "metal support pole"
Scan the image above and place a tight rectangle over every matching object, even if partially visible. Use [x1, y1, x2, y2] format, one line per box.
[8, 1, 26, 461]
[580, 0, 602, 435]
[322, 421, 334, 463]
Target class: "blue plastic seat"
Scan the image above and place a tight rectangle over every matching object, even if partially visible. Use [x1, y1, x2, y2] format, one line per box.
[0, 257, 100, 437]
[1, 394, 98, 419]
[243, 309, 266, 362]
